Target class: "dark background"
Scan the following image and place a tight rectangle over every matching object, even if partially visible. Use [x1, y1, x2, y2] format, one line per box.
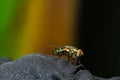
[76, 0, 120, 78]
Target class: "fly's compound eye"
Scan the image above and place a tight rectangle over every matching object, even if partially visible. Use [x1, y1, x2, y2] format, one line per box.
[77, 49, 84, 56]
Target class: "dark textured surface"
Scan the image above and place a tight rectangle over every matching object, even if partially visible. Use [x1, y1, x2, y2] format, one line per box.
[0, 57, 12, 65]
[0, 54, 119, 80]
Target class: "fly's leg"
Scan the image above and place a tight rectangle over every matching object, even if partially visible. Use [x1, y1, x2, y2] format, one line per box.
[54, 52, 64, 61]
[78, 59, 81, 65]
[76, 58, 85, 69]
[74, 57, 78, 66]
[67, 56, 70, 62]
[66, 52, 71, 62]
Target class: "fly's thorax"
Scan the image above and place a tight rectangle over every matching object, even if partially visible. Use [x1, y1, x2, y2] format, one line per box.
[64, 51, 73, 57]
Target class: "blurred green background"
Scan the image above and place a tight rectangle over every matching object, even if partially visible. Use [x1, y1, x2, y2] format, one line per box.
[0, 0, 77, 59]
[0, 0, 23, 58]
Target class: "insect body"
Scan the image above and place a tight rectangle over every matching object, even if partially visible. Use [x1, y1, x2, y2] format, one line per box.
[53, 46, 84, 65]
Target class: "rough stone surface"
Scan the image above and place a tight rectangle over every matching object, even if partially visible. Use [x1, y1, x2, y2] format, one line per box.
[0, 54, 119, 80]
[0, 57, 12, 65]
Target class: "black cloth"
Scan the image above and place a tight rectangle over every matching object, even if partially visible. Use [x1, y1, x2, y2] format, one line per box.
[0, 54, 119, 80]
